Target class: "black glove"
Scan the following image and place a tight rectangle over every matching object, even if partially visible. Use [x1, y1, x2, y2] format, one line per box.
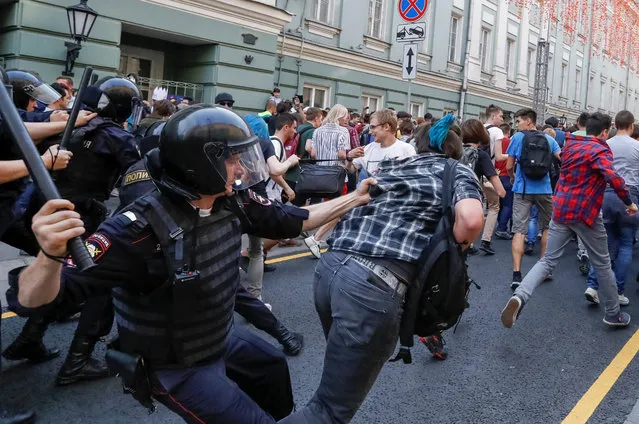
[389, 347, 412, 364]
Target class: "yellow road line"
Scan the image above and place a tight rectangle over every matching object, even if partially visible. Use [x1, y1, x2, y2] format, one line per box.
[265, 249, 327, 264]
[1, 249, 325, 320]
[562, 327, 639, 423]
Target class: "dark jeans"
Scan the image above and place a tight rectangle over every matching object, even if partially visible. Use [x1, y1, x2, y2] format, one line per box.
[497, 176, 514, 232]
[152, 326, 292, 423]
[280, 251, 404, 424]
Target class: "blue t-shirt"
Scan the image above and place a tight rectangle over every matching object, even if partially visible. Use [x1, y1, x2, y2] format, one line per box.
[506, 131, 560, 195]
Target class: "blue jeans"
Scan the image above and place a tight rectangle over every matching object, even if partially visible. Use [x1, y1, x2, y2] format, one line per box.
[280, 251, 404, 424]
[586, 223, 635, 295]
[526, 205, 539, 244]
[497, 176, 513, 232]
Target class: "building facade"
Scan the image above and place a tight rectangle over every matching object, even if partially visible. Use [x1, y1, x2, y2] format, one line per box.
[0, 0, 637, 123]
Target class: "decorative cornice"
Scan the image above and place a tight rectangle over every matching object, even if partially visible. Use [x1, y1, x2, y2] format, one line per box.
[362, 35, 391, 53]
[305, 19, 340, 39]
[139, 0, 292, 36]
[447, 62, 464, 73]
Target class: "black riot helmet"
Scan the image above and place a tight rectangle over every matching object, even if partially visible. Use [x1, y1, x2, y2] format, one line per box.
[6, 70, 61, 109]
[147, 105, 268, 199]
[83, 76, 142, 123]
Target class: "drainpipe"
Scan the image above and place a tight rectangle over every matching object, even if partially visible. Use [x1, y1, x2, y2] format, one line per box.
[276, 30, 287, 87]
[458, 0, 474, 120]
[295, 0, 308, 94]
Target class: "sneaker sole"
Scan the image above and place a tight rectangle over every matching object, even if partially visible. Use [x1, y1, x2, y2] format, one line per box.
[603, 316, 631, 327]
[579, 258, 590, 275]
[584, 293, 600, 305]
[304, 240, 321, 259]
[501, 297, 522, 328]
[510, 282, 520, 291]
[480, 248, 495, 255]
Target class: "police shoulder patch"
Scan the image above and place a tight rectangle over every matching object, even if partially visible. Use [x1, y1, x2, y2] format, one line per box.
[123, 169, 150, 186]
[248, 190, 271, 206]
[84, 233, 111, 261]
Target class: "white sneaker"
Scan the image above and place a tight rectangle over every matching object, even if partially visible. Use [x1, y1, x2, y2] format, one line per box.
[619, 294, 630, 307]
[584, 288, 600, 305]
[304, 236, 322, 259]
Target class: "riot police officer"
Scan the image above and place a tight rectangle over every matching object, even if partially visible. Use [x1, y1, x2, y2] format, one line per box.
[8, 105, 375, 423]
[3, 77, 141, 387]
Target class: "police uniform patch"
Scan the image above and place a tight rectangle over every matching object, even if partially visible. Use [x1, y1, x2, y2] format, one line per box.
[84, 233, 111, 261]
[123, 170, 150, 186]
[248, 190, 271, 206]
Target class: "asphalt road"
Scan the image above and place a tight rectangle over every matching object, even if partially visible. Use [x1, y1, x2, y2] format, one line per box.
[2, 237, 639, 423]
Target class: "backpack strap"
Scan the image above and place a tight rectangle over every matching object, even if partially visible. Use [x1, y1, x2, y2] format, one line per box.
[442, 158, 457, 219]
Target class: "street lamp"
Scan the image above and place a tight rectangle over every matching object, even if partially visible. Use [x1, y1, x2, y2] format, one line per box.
[62, 0, 98, 76]
[559, 114, 567, 127]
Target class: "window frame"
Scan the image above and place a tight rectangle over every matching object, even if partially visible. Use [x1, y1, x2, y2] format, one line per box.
[479, 28, 491, 72]
[560, 62, 568, 98]
[313, 0, 332, 24]
[448, 14, 462, 63]
[575, 68, 582, 101]
[410, 102, 423, 118]
[303, 84, 330, 109]
[367, 0, 387, 40]
[505, 38, 517, 80]
[362, 93, 383, 112]
[527, 47, 536, 87]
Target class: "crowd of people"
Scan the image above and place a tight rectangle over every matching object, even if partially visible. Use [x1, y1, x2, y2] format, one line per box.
[0, 65, 637, 424]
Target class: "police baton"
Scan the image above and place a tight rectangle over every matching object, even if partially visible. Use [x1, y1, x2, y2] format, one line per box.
[59, 66, 93, 150]
[0, 84, 95, 271]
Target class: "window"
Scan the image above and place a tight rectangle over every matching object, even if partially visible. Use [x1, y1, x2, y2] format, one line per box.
[506, 39, 516, 80]
[479, 28, 491, 72]
[362, 94, 382, 112]
[448, 15, 461, 63]
[411, 102, 423, 118]
[610, 86, 615, 111]
[575, 68, 581, 101]
[367, 0, 385, 39]
[527, 48, 536, 86]
[560, 63, 568, 97]
[303, 85, 329, 108]
[600, 81, 606, 108]
[313, 0, 331, 24]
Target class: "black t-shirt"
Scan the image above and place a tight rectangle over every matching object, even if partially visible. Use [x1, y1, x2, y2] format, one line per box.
[474, 148, 497, 180]
[251, 137, 276, 197]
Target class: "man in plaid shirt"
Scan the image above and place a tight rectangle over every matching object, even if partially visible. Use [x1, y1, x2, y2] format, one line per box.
[502, 112, 638, 329]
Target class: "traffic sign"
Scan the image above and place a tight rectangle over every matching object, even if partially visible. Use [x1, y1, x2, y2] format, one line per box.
[396, 22, 426, 43]
[398, 0, 429, 22]
[402, 44, 417, 79]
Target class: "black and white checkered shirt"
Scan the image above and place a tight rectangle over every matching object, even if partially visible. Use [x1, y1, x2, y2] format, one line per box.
[329, 153, 483, 263]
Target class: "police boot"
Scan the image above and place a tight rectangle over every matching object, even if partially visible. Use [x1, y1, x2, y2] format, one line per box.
[2, 316, 60, 363]
[55, 336, 109, 386]
[0, 402, 35, 424]
[273, 322, 303, 356]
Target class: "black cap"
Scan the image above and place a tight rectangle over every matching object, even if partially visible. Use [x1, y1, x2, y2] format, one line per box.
[215, 92, 234, 105]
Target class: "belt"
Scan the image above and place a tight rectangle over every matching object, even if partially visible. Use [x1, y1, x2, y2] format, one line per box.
[350, 255, 407, 296]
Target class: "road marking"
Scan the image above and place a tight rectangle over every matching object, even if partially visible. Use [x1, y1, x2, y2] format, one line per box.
[562, 327, 639, 423]
[265, 249, 327, 265]
[1, 249, 327, 320]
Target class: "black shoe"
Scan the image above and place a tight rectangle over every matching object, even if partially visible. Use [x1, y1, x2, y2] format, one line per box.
[55, 337, 109, 386]
[510, 273, 522, 290]
[419, 334, 447, 360]
[239, 255, 249, 273]
[466, 245, 479, 256]
[264, 262, 277, 273]
[0, 402, 35, 424]
[495, 230, 513, 240]
[524, 242, 535, 256]
[578, 255, 590, 276]
[3, 317, 59, 363]
[273, 323, 303, 356]
[479, 241, 495, 255]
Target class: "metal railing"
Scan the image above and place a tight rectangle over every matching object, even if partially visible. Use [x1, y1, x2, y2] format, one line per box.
[133, 76, 204, 103]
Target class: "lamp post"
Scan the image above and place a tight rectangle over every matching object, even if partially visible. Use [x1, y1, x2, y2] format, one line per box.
[559, 114, 567, 127]
[62, 0, 98, 77]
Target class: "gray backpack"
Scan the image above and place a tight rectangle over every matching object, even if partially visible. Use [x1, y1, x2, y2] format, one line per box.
[460, 144, 479, 171]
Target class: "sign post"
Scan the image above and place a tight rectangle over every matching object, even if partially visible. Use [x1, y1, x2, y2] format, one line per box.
[397, 0, 428, 113]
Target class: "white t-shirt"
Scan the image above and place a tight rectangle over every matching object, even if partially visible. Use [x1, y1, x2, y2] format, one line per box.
[353, 139, 416, 175]
[485, 124, 504, 161]
[266, 136, 286, 199]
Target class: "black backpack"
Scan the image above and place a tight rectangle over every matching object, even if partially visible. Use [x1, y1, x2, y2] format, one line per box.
[519, 130, 552, 181]
[400, 159, 474, 340]
[460, 144, 479, 172]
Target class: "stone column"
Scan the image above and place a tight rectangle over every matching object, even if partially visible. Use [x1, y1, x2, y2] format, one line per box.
[466, 0, 484, 82]
[492, 0, 509, 88]
[516, 6, 530, 95]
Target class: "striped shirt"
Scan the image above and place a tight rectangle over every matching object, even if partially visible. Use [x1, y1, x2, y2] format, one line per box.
[311, 123, 350, 166]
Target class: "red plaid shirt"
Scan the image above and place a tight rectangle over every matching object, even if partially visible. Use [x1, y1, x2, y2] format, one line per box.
[553, 133, 631, 226]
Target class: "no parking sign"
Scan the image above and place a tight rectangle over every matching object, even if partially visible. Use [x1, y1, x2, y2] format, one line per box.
[398, 0, 429, 22]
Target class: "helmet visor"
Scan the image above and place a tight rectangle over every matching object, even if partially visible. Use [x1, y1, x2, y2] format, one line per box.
[22, 82, 61, 105]
[204, 140, 269, 191]
[130, 98, 145, 128]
